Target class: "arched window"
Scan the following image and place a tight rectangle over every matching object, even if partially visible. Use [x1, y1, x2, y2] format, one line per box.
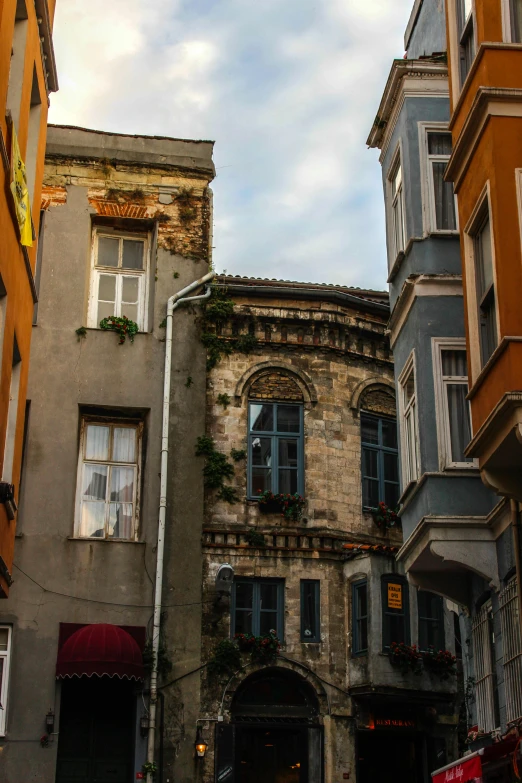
[247, 372, 304, 498]
[359, 386, 398, 510]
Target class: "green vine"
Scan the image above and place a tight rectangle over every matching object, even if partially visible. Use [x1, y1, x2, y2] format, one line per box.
[217, 393, 231, 409]
[200, 287, 259, 370]
[99, 315, 139, 344]
[75, 326, 87, 341]
[142, 640, 172, 677]
[195, 436, 238, 503]
[142, 761, 157, 777]
[230, 448, 246, 462]
[207, 639, 242, 679]
[245, 530, 266, 548]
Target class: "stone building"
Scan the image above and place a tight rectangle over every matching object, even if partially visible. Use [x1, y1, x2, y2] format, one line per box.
[0, 124, 215, 783]
[196, 276, 460, 783]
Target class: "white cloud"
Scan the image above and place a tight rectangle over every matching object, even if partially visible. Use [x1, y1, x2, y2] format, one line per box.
[49, 0, 414, 289]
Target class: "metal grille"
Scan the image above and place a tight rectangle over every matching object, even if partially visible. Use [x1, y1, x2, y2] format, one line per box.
[472, 603, 496, 733]
[499, 579, 522, 724]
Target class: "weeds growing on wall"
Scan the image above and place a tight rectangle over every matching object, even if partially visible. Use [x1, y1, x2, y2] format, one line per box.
[200, 286, 259, 370]
[207, 639, 242, 679]
[195, 436, 239, 503]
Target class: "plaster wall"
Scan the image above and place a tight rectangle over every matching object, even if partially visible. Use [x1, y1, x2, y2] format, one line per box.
[407, 0, 447, 59]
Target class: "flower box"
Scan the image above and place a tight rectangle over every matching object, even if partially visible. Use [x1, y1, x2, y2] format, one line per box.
[257, 490, 305, 521]
[258, 500, 282, 514]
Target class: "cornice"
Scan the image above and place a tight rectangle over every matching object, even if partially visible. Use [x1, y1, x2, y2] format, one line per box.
[446, 87, 522, 188]
[367, 59, 448, 151]
[465, 390, 522, 458]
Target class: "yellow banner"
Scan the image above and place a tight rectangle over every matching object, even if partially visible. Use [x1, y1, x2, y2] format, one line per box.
[10, 124, 33, 247]
[388, 582, 402, 610]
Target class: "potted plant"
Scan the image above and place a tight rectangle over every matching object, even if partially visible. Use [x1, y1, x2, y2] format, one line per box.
[257, 490, 305, 521]
[234, 630, 281, 662]
[388, 642, 422, 674]
[421, 646, 457, 679]
[372, 501, 400, 529]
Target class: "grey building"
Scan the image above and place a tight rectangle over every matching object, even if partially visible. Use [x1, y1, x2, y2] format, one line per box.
[0, 125, 215, 783]
[369, 2, 522, 781]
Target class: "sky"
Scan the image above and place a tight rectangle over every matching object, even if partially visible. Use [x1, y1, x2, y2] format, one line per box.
[48, 0, 414, 291]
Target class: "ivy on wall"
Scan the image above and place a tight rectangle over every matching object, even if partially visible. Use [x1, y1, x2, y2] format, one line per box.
[195, 436, 239, 503]
[200, 286, 259, 370]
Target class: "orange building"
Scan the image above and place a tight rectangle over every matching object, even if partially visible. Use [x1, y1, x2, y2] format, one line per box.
[444, 0, 522, 501]
[0, 0, 58, 596]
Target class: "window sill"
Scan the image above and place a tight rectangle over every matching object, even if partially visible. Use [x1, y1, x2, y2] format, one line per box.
[68, 536, 145, 545]
[427, 230, 460, 238]
[300, 640, 321, 645]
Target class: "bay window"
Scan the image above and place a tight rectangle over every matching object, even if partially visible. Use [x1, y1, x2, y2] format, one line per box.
[389, 156, 406, 261]
[426, 131, 457, 232]
[457, 0, 475, 85]
[433, 340, 473, 468]
[473, 209, 498, 366]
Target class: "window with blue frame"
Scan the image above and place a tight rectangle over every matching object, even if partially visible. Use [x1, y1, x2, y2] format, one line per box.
[232, 579, 284, 639]
[352, 580, 368, 655]
[300, 580, 320, 642]
[248, 402, 304, 498]
[361, 412, 399, 510]
[418, 591, 445, 651]
[382, 575, 410, 651]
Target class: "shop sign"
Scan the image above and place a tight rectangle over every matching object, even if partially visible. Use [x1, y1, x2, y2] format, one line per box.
[387, 583, 402, 609]
[432, 754, 482, 783]
[375, 717, 415, 729]
[218, 765, 233, 782]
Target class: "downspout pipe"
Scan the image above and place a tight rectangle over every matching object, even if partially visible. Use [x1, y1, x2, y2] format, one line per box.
[147, 270, 215, 781]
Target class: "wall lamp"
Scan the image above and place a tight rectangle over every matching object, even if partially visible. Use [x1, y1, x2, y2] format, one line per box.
[195, 727, 208, 758]
[45, 709, 55, 733]
[140, 714, 149, 738]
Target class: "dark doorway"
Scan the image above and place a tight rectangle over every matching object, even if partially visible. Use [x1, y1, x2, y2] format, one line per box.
[357, 730, 424, 783]
[56, 676, 135, 783]
[236, 726, 307, 783]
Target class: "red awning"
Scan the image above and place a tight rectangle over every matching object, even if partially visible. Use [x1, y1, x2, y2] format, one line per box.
[432, 752, 482, 783]
[56, 623, 144, 681]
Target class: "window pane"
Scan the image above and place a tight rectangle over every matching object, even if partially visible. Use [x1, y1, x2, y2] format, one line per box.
[446, 384, 473, 462]
[361, 416, 378, 445]
[392, 163, 402, 195]
[477, 216, 493, 296]
[383, 452, 398, 483]
[432, 162, 456, 231]
[82, 464, 107, 500]
[404, 370, 415, 403]
[512, 0, 522, 41]
[85, 425, 110, 460]
[250, 404, 274, 431]
[381, 419, 397, 449]
[236, 582, 254, 609]
[463, 0, 472, 19]
[235, 610, 253, 635]
[356, 584, 367, 618]
[112, 427, 136, 462]
[121, 303, 138, 323]
[387, 613, 406, 645]
[260, 612, 278, 636]
[98, 274, 116, 302]
[108, 503, 133, 539]
[252, 468, 271, 494]
[80, 501, 106, 537]
[363, 478, 379, 509]
[277, 406, 300, 433]
[260, 583, 278, 611]
[279, 469, 298, 495]
[97, 236, 119, 267]
[0, 628, 8, 652]
[362, 448, 378, 479]
[441, 349, 467, 377]
[122, 276, 139, 303]
[279, 439, 298, 467]
[98, 301, 115, 322]
[251, 437, 271, 467]
[302, 582, 318, 640]
[122, 239, 144, 270]
[358, 617, 368, 652]
[428, 133, 452, 156]
[110, 466, 134, 502]
[384, 482, 400, 509]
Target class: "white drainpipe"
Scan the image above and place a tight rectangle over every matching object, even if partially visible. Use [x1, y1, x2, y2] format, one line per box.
[147, 270, 215, 781]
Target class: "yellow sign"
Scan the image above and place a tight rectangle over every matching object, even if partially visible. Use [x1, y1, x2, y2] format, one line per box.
[10, 124, 33, 247]
[388, 583, 402, 609]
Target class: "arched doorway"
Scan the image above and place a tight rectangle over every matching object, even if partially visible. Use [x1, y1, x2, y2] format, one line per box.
[216, 668, 323, 783]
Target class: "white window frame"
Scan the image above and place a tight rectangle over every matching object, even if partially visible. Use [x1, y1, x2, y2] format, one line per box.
[398, 352, 420, 487]
[432, 338, 477, 470]
[87, 228, 150, 332]
[501, 0, 522, 42]
[446, 0, 476, 99]
[386, 145, 406, 267]
[463, 183, 500, 383]
[74, 417, 143, 541]
[0, 625, 12, 736]
[418, 123, 459, 236]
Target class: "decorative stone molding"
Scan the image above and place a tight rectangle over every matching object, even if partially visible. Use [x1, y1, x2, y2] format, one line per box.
[349, 376, 395, 412]
[234, 361, 318, 405]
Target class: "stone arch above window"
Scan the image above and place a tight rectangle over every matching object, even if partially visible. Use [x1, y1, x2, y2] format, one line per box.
[350, 377, 396, 418]
[235, 361, 317, 406]
[249, 372, 304, 402]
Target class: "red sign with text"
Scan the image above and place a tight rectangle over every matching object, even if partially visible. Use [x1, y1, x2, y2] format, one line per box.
[432, 755, 482, 783]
